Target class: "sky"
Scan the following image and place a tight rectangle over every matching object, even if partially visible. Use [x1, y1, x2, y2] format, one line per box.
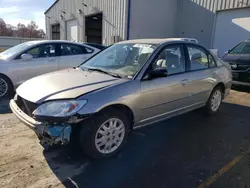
[0, 0, 54, 31]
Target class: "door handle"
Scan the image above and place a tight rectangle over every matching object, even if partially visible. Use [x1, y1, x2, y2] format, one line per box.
[180, 79, 188, 86]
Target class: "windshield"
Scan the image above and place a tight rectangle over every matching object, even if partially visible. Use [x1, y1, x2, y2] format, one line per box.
[230, 42, 250, 54]
[81, 43, 157, 78]
[0, 42, 32, 59]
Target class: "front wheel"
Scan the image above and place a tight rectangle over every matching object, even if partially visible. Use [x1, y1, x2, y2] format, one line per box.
[79, 108, 130, 158]
[204, 87, 223, 114]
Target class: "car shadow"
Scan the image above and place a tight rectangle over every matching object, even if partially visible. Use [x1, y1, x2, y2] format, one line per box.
[42, 102, 250, 188]
[0, 98, 11, 114]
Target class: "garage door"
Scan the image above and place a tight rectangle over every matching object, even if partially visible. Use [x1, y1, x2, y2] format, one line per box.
[212, 8, 250, 57]
[66, 19, 78, 42]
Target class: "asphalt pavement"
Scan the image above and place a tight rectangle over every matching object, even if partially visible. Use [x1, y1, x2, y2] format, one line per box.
[1, 88, 250, 188]
[53, 88, 250, 188]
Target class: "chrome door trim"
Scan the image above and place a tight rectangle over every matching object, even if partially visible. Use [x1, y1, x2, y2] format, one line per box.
[141, 90, 210, 110]
[139, 101, 205, 123]
[134, 101, 205, 129]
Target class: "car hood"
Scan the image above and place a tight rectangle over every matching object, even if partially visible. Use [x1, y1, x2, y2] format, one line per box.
[222, 54, 250, 64]
[16, 68, 127, 103]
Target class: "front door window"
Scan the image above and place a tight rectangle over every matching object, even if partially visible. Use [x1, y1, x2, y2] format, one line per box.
[152, 44, 186, 75]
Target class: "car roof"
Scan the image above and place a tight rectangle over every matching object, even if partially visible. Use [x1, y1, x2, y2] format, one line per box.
[24, 40, 89, 45]
[117, 38, 197, 45]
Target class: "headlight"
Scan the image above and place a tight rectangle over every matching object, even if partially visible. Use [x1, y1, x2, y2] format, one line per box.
[33, 100, 87, 117]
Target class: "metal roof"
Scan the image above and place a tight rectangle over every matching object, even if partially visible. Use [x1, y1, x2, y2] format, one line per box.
[44, 0, 59, 14]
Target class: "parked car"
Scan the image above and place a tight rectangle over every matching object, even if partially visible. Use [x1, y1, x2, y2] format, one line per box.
[0, 40, 101, 99]
[222, 39, 250, 86]
[10, 38, 232, 158]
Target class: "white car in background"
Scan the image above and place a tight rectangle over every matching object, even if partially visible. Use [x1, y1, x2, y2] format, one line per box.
[0, 40, 101, 99]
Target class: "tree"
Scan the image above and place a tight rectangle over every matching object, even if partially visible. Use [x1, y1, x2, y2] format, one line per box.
[0, 18, 45, 38]
[0, 18, 12, 36]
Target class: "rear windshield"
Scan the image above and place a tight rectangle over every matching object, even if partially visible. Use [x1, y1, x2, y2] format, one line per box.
[230, 42, 250, 54]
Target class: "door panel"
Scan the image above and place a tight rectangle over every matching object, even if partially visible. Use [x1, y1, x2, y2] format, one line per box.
[186, 45, 216, 103]
[11, 57, 59, 86]
[139, 73, 192, 124]
[183, 69, 214, 104]
[137, 44, 193, 124]
[11, 44, 59, 86]
[59, 54, 92, 69]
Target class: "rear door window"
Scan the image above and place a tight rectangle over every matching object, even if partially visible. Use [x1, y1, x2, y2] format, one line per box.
[60, 44, 93, 56]
[187, 45, 209, 71]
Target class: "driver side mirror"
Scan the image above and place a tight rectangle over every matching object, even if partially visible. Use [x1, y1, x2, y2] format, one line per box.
[225, 50, 231, 54]
[21, 53, 33, 61]
[148, 67, 168, 79]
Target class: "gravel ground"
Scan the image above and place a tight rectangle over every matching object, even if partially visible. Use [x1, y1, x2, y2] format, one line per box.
[0, 100, 89, 188]
[0, 88, 250, 188]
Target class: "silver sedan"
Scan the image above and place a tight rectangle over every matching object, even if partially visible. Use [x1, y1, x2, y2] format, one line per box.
[0, 40, 100, 98]
[10, 38, 232, 158]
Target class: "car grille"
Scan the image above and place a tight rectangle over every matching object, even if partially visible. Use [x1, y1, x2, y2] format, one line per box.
[229, 63, 250, 71]
[15, 95, 38, 117]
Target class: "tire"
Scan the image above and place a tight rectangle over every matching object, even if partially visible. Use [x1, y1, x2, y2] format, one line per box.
[0, 75, 13, 99]
[204, 86, 223, 114]
[79, 108, 130, 159]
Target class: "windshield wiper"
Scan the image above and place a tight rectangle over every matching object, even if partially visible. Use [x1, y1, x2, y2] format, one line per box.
[87, 68, 122, 78]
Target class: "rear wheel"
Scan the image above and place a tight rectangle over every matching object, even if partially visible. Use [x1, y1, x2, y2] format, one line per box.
[79, 108, 130, 158]
[204, 87, 223, 114]
[0, 75, 13, 99]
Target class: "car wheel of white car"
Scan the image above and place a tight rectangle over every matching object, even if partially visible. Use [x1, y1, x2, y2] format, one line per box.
[0, 75, 13, 99]
[79, 108, 130, 158]
[205, 86, 223, 114]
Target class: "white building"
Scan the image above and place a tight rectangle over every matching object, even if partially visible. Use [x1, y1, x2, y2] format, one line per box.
[45, 0, 250, 56]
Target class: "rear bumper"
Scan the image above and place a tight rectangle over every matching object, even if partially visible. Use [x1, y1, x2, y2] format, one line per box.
[9, 99, 72, 145]
[232, 81, 250, 87]
[232, 71, 250, 85]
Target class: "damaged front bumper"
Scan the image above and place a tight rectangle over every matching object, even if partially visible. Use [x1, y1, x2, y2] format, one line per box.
[10, 99, 72, 145]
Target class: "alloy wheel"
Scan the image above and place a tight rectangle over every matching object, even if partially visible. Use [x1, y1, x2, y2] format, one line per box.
[0, 78, 8, 98]
[95, 118, 125, 154]
[211, 90, 222, 112]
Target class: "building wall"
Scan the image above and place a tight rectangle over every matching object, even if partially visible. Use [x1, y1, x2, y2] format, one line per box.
[212, 7, 250, 57]
[45, 0, 128, 45]
[129, 0, 179, 39]
[45, 0, 250, 47]
[179, 0, 250, 47]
